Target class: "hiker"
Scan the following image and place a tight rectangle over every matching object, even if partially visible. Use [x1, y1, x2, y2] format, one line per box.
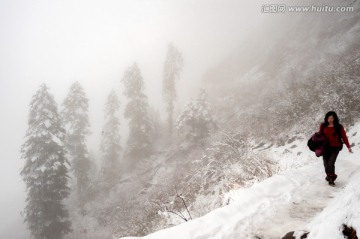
[319, 111, 352, 186]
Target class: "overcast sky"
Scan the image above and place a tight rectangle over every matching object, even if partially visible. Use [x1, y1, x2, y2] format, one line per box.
[0, 0, 268, 237]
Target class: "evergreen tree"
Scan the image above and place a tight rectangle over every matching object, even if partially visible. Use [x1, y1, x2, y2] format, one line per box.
[61, 82, 91, 201]
[99, 90, 122, 189]
[163, 43, 183, 135]
[175, 89, 217, 142]
[122, 63, 153, 166]
[21, 84, 71, 239]
[148, 105, 162, 141]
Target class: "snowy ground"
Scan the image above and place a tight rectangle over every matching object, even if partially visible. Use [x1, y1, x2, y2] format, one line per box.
[120, 122, 360, 239]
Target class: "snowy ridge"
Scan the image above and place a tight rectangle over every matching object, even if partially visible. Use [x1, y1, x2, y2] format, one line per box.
[120, 121, 360, 239]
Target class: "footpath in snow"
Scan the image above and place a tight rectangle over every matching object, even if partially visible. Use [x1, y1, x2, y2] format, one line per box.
[121, 123, 360, 239]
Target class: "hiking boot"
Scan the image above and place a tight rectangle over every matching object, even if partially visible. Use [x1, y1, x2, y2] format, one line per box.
[329, 180, 335, 186]
[330, 174, 338, 182]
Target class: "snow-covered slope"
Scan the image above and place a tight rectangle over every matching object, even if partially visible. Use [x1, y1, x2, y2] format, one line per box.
[202, 0, 360, 143]
[120, 121, 360, 239]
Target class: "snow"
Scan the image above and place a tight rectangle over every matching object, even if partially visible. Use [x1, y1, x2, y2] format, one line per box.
[119, 122, 360, 239]
[39, 165, 46, 173]
[52, 135, 62, 145]
[306, 163, 360, 238]
[44, 120, 51, 128]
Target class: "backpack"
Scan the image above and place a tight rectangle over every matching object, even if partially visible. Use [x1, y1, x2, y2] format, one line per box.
[307, 135, 317, 152]
[307, 132, 327, 157]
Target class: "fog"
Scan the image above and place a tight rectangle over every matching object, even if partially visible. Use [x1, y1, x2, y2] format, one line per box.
[0, 0, 268, 237]
[1, 0, 358, 237]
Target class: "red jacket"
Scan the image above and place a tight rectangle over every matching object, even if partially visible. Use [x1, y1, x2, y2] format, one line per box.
[319, 123, 350, 148]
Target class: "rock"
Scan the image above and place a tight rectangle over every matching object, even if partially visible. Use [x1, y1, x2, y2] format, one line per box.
[342, 224, 358, 239]
[282, 231, 308, 239]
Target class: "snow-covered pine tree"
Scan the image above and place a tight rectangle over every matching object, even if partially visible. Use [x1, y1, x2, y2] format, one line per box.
[175, 89, 217, 142]
[148, 105, 162, 142]
[99, 90, 122, 189]
[20, 84, 72, 239]
[163, 43, 183, 135]
[122, 63, 153, 167]
[61, 82, 91, 202]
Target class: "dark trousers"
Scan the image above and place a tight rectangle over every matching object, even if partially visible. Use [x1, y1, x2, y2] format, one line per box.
[322, 146, 340, 180]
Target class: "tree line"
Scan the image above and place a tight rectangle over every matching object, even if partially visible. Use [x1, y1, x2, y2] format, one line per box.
[20, 43, 217, 239]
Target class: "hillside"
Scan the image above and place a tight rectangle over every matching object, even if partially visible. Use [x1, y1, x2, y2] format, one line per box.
[119, 121, 360, 239]
[64, 1, 360, 238]
[203, 0, 360, 142]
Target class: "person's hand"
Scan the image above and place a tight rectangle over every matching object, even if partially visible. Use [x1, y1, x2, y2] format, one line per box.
[348, 147, 353, 153]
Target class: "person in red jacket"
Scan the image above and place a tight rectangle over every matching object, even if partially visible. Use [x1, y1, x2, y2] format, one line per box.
[319, 111, 353, 186]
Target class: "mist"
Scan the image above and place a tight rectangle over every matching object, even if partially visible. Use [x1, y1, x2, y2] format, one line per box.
[1, 0, 358, 238]
[0, 0, 265, 237]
